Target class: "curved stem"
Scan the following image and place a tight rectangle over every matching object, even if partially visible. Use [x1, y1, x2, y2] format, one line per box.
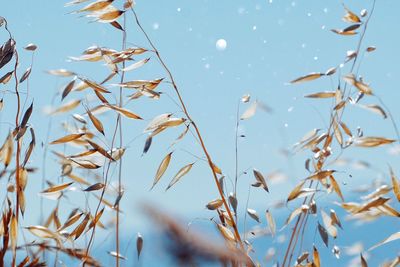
[12, 46, 21, 267]
[115, 12, 127, 267]
[130, 8, 244, 249]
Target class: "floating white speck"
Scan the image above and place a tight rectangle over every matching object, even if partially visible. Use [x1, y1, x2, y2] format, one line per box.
[284, 123, 289, 128]
[42, 105, 54, 115]
[252, 25, 257, 31]
[204, 63, 210, 69]
[188, 27, 193, 32]
[291, 1, 296, 7]
[339, 63, 344, 68]
[313, 56, 318, 61]
[301, 43, 306, 48]
[288, 106, 294, 112]
[177, 7, 181, 12]
[321, 25, 326, 30]
[323, 8, 328, 13]
[216, 39, 227, 51]
[269, 0, 273, 4]
[307, 12, 312, 17]
[360, 9, 367, 17]
[152, 23, 159, 30]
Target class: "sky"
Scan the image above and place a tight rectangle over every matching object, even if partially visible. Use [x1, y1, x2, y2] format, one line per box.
[1, 0, 400, 266]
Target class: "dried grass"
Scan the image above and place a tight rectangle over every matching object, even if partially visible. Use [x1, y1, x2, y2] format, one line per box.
[0, 1, 399, 266]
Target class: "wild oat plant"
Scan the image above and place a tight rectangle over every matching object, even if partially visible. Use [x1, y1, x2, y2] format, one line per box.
[0, 0, 399, 266]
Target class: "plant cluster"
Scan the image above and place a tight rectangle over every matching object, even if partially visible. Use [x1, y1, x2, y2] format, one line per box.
[0, 1, 399, 266]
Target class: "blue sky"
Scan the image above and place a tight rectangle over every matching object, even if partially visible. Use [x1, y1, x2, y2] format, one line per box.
[1, 0, 400, 266]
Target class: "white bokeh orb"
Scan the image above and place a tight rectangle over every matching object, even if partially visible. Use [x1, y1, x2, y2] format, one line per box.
[216, 39, 227, 51]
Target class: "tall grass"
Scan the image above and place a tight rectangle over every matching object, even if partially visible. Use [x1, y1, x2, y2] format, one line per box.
[0, 1, 399, 266]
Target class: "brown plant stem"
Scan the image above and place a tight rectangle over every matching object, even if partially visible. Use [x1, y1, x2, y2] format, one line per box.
[281, 183, 312, 267]
[115, 12, 127, 267]
[12, 46, 21, 267]
[130, 8, 244, 250]
[234, 100, 240, 220]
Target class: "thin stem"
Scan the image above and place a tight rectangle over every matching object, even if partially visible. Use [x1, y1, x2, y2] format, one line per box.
[130, 9, 244, 249]
[287, 210, 307, 265]
[234, 100, 240, 197]
[281, 182, 313, 267]
[21, 51, 34, 113]
[84, 60, 124, 267]
[41, 92, 58, 225]
[12, 47, 21, 267]
[242, 185, 251, 241]
[84, 104, 121, 266]
[115, 12, 127, 267]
